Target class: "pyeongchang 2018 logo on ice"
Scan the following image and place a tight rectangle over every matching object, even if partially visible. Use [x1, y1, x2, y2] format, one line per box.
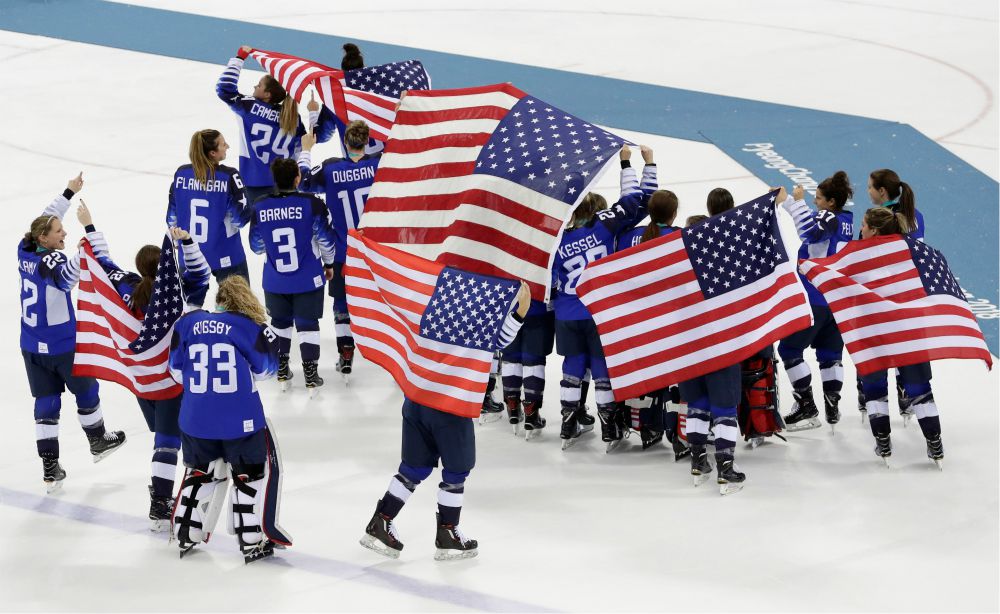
[742, 143, 818, 193]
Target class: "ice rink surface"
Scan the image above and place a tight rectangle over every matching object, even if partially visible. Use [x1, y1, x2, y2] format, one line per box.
[1, 1, 997, 611]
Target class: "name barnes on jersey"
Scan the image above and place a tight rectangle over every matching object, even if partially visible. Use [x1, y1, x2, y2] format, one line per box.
[191, 319, 233, 336]
[258, 206, 304, 223]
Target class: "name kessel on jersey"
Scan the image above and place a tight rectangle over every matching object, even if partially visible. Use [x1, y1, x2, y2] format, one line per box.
[558, 232, 602, 259]
[191, 319, 233, 336]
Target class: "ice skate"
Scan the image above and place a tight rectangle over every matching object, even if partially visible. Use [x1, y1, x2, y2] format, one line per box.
[926, 435, 944, 471]
[560, 406, 582, 450]
[783, 389, 821, 432]
[824, 392, 841, 434]
[717, 459, 746, 496]
[360, 507, 403, 559]
[241, 540, 275, 564]
[88, 430, 126, 463]
[639, 426, 663, 451]
[690, 446, 712, 486]
[857, 381, 867, 423]
[335, 346, 354, 382]
[874, 433, 892, 468]
[277, 354, 292, 392]
[479, 393, 504, 425]
[747, 436, 764, 450]
[42, 458, 65, 494]
[599, 406, 625, 454]
[522, 400, 546, 440]
[671, 436, 691, 461]
[434, 513, 478, 561]
[897, 382, 913, 428]
[148, 485, 173, 533]
[505, 396, 523, 435]
[575, 404, 595, 434]
[303, 360, 323, 397]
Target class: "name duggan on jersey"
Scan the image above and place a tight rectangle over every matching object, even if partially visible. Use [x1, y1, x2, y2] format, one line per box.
[259, 207, 304, 223]
[192, 319, 233, 336]
[174, 176, 230, 193]
[329, 165, 376, 184]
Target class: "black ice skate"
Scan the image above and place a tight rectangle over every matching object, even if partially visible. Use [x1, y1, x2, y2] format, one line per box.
[671, 436, 691, 462]
[639, 426, 663, 451]
[148, 485, 173, 533]
[241, 540, 275, 565]
[88, 430, 126, 463]
[277, 354, 292, 392]
[560, 406, 582, 450]
[690, 446, 712, 486]
[434, 513, 478, 561]
[824, 392, 842, 433]
[360, 507, 404, 559]
[575, 403, 596, 432]
[857, 379, 867, 423]
[522, 400, 546, 440]
[336, 346, 354, 380]
[926, 435, 944, 470]
[896, 382, 914, 428]
[598, 407, 625, 453]
[717, 459, 746, 496]
[783, 389, 821, 432]
[42, 458, 66, 494]
[303, 360, 324, 397]
[479, 393, 505, 425]
[505, 396, 523, 435]
[874, 433, 893, 467]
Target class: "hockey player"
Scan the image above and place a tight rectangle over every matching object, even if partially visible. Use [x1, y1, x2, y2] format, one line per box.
[857, 207, 944, 468]
[217, 46, 334, 205]
[167, 129, 250, 282]
[498, 299, 556, 439]
[95, 226, 210, 529]
[298, 122, 381, 377]
[775, 173, 854, 433]
[551, 145, 655, 452]
[169, 276, 287, 563]
[249, 158, 337, 393]
[360, 280, 531, 561]
[19, 175, 126, 492]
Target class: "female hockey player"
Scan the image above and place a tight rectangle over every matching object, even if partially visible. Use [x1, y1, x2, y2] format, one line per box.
[857, 207, 943, 468]
[167, 129, 250, 282]
[249, 158, 337, 393]
[551, 145, 655, 452]
[93, 226, 210, 530]
[19, 175, 126, 492]
[217, 46, 332, 206]
[298, 122, 380, 377]
[706, 187, 735, 216]
[776, 173, 854, 433]
[169, 276, 284, 563]
[360, 280, 532, 561]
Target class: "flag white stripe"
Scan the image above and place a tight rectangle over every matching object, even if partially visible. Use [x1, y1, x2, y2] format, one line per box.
[376, 238, 550, 283]
[73, 354, 178, 393]
[363, 205, 561, 247]
[389, 119, 504, 141]
[836, 293, 974, 321]
[819, 276, 924, 304]
[853, 335, 989, 364]
[842, 314, 984, 344]
[402, 91, 521, 112]
[379, 146, 483, 169]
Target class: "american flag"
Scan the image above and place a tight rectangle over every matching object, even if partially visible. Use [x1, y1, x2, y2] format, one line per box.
[359, 82, 632, 301]
[73, 236, 184, 400]
[576, 191, 813, 401]
[800, 234, 992, 374]
[248, 49, 430, 142]
[344, 231, 521, 418]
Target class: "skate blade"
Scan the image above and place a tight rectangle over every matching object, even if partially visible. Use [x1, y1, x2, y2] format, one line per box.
[178, 544, 197, 559]
[478, 412, 503, 425]
[308, 386, 322, 399]
[561, 437, 578, 451]
[605, 439, 625, 454]
[692, 473, 712, 487]
[829, 423, 838, 435]
[784, 418, 822, 432]
[578, 423, 595, 435]
[719, 481, 744, 496]
[279, 380, 292, 392]
[902, 414, 913, 428]
[342, 373, 351, 386]
[359, 534, 401, 559]
[434, 548, 478, 561]
[44, 480, 63, 494]
[747, 436, 763, 450]
[510, 422, 521, 436]
[933, 458, 943, 471]
[243, 547, 275, 565]
[880, 456, 892, 469]
[674, 450, 692, 462]
[860, 410, 867, 424]
[92, 439, 127, 464]
[149, 519, 171, 533]
[524, 429, 542, 441]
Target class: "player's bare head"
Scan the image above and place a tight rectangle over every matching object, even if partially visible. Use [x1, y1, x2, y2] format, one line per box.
[25, 215, 63, 249]
[706, 188, 734, 216]
[342, 43, 364, 70]
[258, 75, 287, 105]
[189, 129, 224, 185]
[863, 206, 909, 238]
[571, 192, 607, 227]
[344, 121, 370, 151]
[816, 170, 852, 211]
[640, 190, 679, 243]
[216, 276, 268, 325]
[686, 214, 709, 227]
[271, 158, 300, 191]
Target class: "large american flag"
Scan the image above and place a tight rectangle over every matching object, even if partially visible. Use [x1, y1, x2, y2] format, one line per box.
[344, 231, 521, 417]
[73, 236, 184, 400]
[248, 49, 430, 142]
[576, 191, 813, 401]
[801, 234, 992, 374]
[359, 82, 632, 301]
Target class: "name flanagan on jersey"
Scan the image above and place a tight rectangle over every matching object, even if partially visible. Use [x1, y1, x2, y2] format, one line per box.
[330, 165, 376, 183]
[192, 320, 233, 336]
[259, 207, 303, 223]
[174, 176, 230, 192]
[558, 233, 601, 259]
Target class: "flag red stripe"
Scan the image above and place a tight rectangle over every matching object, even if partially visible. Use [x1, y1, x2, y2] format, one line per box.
[395, 106, 510, 126]
[837, 303, 980, 333]
[362, 221, 551, 269]
[383, 133, 492, 155]
[72, 364, 181, 400]
[75, 343, 172, 384]
[854, 346, 994, 375]
[364, 189, 564, 235]
[583, 269, 698, 331]
[374, 162, 478, 183]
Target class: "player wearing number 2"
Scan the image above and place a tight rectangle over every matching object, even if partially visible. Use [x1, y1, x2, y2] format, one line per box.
[249, 159, 337, 393]
[297, 121, 381, 377]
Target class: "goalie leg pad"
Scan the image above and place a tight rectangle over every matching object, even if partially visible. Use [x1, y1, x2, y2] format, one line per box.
[173, 459, 229, 548]
[229, 464, 267, 550]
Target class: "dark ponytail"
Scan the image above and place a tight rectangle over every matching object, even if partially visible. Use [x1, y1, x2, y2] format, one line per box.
[131, 244, 161, 314]
[641, 190, 679, 243]
[817, 170, 853, 210]
[870, 168, 916, 232]
[706, 187, 734, 216]
[342, 43, 364, 70]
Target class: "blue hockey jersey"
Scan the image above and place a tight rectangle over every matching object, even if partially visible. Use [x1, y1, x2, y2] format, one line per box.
[102, 238, 212, 315]
[169, 310, 278, 440]
[298, 150, 380, 264]
[167, 164, 248, 272]
[781, 196, 854, 305]
[249, 191, 337, 294]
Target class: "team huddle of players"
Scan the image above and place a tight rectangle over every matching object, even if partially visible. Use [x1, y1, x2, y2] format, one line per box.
[17, 43, 943, 563]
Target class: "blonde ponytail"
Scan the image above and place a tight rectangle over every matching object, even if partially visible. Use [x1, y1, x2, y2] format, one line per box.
[215, 276, 267, 324]
[189, 129, 222, 186]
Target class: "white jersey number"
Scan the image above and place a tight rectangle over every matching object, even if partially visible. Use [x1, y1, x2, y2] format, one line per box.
[188, 343, 238, 394]
[272, 228, 299, 273]
[563, 245, 608, 294]
[190, 199, 210, 243]
[335, 186, 371, 230]
[250, 123, 294, 165]
[21, 278, 38, 327]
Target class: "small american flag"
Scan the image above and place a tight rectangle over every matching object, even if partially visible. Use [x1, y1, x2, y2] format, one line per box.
[344, 231, 521, 417]
[248, 49, 430, 142]
[73, 235, 184, 400]
[801, 234, 992, 374]
[576, 191, 813, 401]
[359, 82, 632, 301]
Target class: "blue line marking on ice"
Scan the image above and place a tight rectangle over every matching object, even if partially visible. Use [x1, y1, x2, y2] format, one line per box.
[0, 486, 559, 613]
[1, 0, 995, 353]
